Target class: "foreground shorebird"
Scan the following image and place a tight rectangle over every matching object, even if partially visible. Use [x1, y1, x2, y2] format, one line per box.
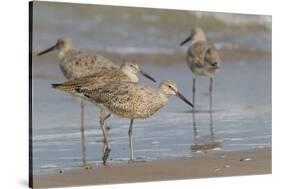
[37, 38, 116, 164]
[75, 80, 193, 164]
[180, 27, 221, 111]
[52, 61, 156, 164]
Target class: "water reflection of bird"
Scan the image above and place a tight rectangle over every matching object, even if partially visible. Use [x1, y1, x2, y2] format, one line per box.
[180, 27, 221, 111]
[190, 110, 223, 153]
[52, 61, 156, 165]
[37, 38, 117, 165]
[75, 80, 193, 165]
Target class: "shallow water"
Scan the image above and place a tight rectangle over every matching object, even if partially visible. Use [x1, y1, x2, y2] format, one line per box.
[32, 57, 271, 174]
[31, 2, 271, 174]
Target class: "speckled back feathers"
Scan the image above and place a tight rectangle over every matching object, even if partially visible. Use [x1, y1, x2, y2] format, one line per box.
[76, 82, 168, 119]
[60, 49, 117, 80]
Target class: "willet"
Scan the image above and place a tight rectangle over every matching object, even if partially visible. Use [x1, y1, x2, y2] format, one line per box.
[180, 27, 221, 111]
[75, 80, 193, 164]
[37, 38, 117, 165]
[37, 38, 117, 79]
[52, 61, 156, 164]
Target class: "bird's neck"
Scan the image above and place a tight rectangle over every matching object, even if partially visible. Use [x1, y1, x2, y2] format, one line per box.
[158, 87, 172, 98]
[121, 69, 139, 82]
[158, 92, 168, 106]
[58, 47, 74, 60]
[191, 36, 206, 45]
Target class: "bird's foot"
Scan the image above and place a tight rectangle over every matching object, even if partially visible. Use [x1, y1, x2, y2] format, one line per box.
[128, 159, 135, 164]
[102, 148, 111, 166]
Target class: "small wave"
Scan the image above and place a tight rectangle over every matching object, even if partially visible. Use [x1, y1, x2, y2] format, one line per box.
[135, 148, 171, 152]
[33, 129, 102, 141]
[40, 164, 57, 169]
[96, 46, 182, 55]
[151, 140, 160, 145]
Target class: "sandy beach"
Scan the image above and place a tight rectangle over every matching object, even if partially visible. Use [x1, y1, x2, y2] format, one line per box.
[32, 147, 271, 188]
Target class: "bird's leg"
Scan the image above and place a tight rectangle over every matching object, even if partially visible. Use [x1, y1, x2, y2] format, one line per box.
[209, 107, 214, 139]
[128, 119, 134, 162]
[100, 108, 111, 165]
[209, 77, 213, 112]
[209, 78, 215, 141]
[105, 114, 111, 139]
[192, 77, 196, 112]
[102, 113, 111, 154]
[192, 110, 198, 138]
[80, 100, 87, 165]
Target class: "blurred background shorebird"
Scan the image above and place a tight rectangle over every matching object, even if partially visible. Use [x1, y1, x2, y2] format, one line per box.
[180, 27, 221, 112]
[37, 37, 117, 165]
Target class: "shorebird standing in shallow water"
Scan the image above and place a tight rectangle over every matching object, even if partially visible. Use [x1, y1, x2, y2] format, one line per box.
[37, 38, 116, 164]
[180, 27, 221, 111]
[52, 61, 156, 165]
[75, 80, 193, 164]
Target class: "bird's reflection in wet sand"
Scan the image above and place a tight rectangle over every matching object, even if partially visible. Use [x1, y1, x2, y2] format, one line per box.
[190, 109, 223, 154]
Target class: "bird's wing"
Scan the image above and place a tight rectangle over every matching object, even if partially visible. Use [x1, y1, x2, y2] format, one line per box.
[204, 44, 221, 67]
[76, 82, 158, 117]
[187, 41, 209, 67]
[76, 82, 136, 103]
[62, 50, 117, 79]
[188, 41, 220, 67]
[54, 69, 129, 93]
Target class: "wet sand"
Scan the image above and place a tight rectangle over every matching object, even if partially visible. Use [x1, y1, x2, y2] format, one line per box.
[32, 148, 271, 188]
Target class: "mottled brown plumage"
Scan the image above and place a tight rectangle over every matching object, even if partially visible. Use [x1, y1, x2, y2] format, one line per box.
[37, 38, 117, 79]
[180, 27, 221, 110]
[76, 80, 192, 119]
[52, 61, 156, 100]
[181, 28, 220, 77]
[52, 67, 129, 99]
[79, 81, 167, 119]
[59, 49, 117, 80]
[187, 41, 220, 77]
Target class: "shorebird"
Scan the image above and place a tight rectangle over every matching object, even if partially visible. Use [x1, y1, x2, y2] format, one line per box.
[52, 61, 156, 165]
[37, 38, 117, 164]
[75, 80, 193, 164]
[180, 27, 221, 111]
[37, 38, 117, 79]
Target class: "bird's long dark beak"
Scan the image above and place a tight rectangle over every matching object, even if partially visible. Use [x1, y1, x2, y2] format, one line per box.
[176, 91, 193, 108]
[37, 44, 57, 56]
[180, 36, 192, 46]
[140, 70, 157, 83]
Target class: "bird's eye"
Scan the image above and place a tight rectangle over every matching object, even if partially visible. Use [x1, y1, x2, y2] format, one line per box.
[168, 85, 172, 89]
